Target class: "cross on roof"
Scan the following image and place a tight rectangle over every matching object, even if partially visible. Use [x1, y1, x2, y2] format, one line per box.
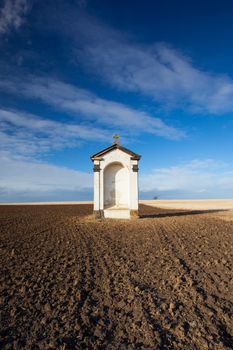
[113, 134, 119, 144]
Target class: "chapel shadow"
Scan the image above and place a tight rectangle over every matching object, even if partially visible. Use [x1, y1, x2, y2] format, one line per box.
[139, 204, 228, 219]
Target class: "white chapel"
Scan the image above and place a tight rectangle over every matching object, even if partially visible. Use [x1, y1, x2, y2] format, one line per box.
[90, 135, 141, 219]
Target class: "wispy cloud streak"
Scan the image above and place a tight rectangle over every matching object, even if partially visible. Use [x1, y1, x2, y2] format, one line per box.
[0, 108, 110, 157]
[66, 12, 233, 114]
[0, 76, 184, 139]
[140, 159, 233, 196]
[0, 0, 30, 34]
[0, 153, 92, 192]
[0, 151, 92, 202]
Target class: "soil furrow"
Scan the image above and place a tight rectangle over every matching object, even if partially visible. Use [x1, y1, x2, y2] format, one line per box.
[0, 204, 233, 349]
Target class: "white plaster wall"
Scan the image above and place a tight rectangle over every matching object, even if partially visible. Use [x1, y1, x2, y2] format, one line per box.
[93, 148, 139, 212]
[93, 160, 100, 211]
[102, 149, 131, 170]
[100, 164, 104, 210]
[104, 163, 129, 208]
[130, 159, 139, 210]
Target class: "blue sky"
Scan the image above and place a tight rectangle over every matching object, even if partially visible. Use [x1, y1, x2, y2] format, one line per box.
[1, 0, 233, 201]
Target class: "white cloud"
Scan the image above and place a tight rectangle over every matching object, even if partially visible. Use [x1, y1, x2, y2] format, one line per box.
[68, 13, 233, 114]
[140, 159, 233, 196]
[0, 0, 30, 34]
[0, 76, 184, 140]
[0, 108, 110, 157]
[0, 108, 100, 201]
[0, 151, 92, 201]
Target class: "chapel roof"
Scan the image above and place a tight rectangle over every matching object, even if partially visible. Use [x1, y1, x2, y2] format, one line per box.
[90, 142, 141, 161]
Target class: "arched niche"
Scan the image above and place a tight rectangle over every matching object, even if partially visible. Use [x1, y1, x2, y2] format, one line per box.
[104, 162, 129, 209]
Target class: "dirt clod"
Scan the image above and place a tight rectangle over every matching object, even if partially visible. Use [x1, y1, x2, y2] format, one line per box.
[0, 204, 233, 349]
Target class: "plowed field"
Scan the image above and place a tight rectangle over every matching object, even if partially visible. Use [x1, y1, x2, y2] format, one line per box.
[0, 204, 233, 350]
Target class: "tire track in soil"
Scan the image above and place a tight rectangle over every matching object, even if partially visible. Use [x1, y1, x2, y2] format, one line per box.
[1, 224, 62, 348]
[1, 205, 233, 350]
[158, 216, 233, 349]
[166, 217, 233, 312]
[69, 221, 132, 348]
[70, 218, 181, 349]
[88, 226, 158, 349]
[72, 229, 98, 347]
[0, 206, 92, 349]
[73, 215, 232, 350]
[0, 214, 88, 349]
[170, 217, 233, 301]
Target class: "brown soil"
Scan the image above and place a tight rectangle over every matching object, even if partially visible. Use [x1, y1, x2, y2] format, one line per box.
[0, 204, 232, 350]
